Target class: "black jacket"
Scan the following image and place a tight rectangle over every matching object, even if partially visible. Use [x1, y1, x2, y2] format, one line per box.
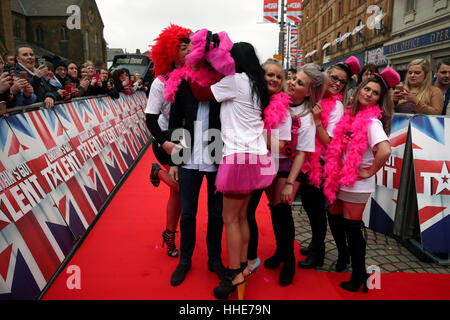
[168, 79, 222, 166]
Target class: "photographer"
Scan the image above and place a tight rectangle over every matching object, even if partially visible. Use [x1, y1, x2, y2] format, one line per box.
[0, 69, 36, 108]
[37, 62, 64, 109]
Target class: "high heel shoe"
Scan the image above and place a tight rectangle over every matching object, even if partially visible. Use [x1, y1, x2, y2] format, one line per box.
[162, 228, 178, 258]
[150, 163, 161, 187]
[248, 257, 261, 274]
[340, 273, 369, 293]
[213, 268, 246, 300]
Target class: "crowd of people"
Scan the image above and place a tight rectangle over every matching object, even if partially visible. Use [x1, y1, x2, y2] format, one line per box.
[145, 24, 448, 300]
[0, 47, 149, 111]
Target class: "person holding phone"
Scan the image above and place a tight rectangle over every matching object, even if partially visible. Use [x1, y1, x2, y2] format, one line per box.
[13, 46, 47, 95]
[393, 59, 443, 115]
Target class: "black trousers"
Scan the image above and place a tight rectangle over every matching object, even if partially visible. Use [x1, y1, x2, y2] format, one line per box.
[297, 172, 327, 257]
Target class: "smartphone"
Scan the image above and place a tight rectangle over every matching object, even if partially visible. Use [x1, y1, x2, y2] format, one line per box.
[129, 80, 134, 87]
[93, 73, 100, 81]
[64, 85, 72, 92]
[20, 71, 28, 80]
[38, 58, 46, 66]
[396, 82, 404, 91]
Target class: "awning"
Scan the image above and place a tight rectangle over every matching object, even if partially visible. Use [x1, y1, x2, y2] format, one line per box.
[322, 43, 331, 50]
[352, 24, 365, 35]
[332, 37, 341, 46]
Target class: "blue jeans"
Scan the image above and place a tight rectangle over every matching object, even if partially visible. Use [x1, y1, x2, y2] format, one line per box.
[178, 167, 223, 265]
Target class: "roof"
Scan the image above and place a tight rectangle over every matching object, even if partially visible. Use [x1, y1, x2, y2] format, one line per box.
[107, 48, 125, 61]
[11, 0, 82, 16]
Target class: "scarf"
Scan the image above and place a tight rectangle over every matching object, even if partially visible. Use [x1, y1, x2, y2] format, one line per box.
[163, 63, 222, 103]
[263, 91, 291, 132]
[322, 104, 382, 203]
[302, 93, 342, 188]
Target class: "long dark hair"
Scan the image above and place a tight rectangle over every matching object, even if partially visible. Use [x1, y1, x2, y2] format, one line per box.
[350, 77, 394, 135]
[230, 42, 270, 117]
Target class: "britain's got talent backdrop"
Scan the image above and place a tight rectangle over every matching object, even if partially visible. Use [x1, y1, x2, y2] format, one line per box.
[0, 92, 150, 300]
[363, 114, 450, 260]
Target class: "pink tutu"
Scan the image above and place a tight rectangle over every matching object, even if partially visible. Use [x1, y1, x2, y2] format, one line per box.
[215, 153, 277, 194]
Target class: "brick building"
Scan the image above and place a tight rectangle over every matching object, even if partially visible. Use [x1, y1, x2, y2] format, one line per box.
[0, 0, 106, 65]
[298, 0, 393, 70]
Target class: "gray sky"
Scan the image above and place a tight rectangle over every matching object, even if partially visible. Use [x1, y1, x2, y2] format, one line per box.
[96, 0, 280, 62]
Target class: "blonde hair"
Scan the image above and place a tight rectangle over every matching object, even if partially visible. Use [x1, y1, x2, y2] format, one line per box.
[298, 63, 328, 117]
[262, 58, 285, 94]
[83, 60, 94, 68]
[402, 58, 432, 105]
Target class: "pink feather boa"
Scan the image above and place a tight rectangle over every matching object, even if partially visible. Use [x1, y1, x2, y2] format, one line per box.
[263, 92, 291, 132]
[163, 63, 222, 103]
[322, 104, 382, 203]
[302, 93, 342, 188]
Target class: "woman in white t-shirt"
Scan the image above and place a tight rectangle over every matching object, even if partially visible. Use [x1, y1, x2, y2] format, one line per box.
[298, 56, 360, 272]
[322, 67, 400, 293]
[263, 64, 327, 286]
[210, 42, 276, 300]
[245, 58, 292, 277]
[144, 24, 191, 258]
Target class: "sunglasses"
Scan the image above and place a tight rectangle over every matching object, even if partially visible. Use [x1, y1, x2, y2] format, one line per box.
[330, 74, 347, 86]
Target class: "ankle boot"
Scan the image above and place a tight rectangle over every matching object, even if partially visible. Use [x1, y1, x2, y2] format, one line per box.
[264, 205, 282, 269]
[340, 219, 369, 293]
[327, 212, 350, 272]
[277, 203, 295, 286]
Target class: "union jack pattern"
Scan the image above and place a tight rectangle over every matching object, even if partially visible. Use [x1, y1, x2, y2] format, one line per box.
[0, 93, 149, 299]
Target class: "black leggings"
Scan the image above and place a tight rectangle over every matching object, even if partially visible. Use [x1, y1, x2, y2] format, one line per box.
[246, 189, 264, 260]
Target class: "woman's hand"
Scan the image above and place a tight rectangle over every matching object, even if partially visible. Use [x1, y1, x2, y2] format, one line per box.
[0, 72, 12, 94]
[35, 65, 48, 78]
[400, 89, 419, 105]
[312, 103, 322, 123]
[10, 78, 27, 94]
[358, 167, 373, 180]
[44, 97, 54, 109]
[168, 166, 179, 183]
[280, 183, 293, 204]
[23, 83, 34, 98]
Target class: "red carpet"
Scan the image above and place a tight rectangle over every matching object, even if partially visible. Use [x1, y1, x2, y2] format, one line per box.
[42, 147, 450, 300]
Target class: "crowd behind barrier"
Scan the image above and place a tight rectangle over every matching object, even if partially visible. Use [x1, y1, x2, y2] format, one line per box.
[0, 91, 151, 300]
[1, 48, 150, 112]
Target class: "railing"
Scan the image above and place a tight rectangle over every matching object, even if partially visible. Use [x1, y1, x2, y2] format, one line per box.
[0, 92, 151, 299]
[362, 113, 450, 265]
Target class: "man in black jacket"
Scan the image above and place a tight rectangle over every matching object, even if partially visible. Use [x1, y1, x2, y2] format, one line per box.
[167, 78, 226, 287]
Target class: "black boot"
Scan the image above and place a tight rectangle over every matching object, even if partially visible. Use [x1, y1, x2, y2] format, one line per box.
[277, 203, 295, 286]
[340, 219, 369, 293]
[297, 177, 326, 269]
[327, 212, 350, 272]
[264, 205, 282, 269]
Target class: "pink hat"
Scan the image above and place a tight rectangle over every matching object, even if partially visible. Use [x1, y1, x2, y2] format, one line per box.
[337, 56, 361, 78]
[185, 29, 235, 76]
[373, 67, 400, 92]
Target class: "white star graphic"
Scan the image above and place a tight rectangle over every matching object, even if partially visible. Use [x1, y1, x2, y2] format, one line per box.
[433, 162, 450, 195]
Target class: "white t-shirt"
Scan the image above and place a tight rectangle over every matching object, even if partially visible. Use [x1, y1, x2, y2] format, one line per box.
[211, 73, 268, 157]
[327, 100, 344, 137]
[340, 118, 389, 193]
[145, 77, 170, 131]
[270, 111, 292, 159]
[290, 103, 316, 153]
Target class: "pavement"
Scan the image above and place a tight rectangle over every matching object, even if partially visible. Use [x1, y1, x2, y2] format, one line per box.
[292, 201, 450, 274]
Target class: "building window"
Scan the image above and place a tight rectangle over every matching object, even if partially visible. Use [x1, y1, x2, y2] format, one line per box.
[356, 20, 364, 43]
[374, 9, 384, 36]
[337, 32, 342, 51]
[36, 26, 44, 43]
[338, 1, 343, 17]
[406, 0, 416, 12]
[59, 27, 69, 41]
[85, 31, 90, 59]
[14, 21, 21, 39]
[328, 9, 333, 26]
